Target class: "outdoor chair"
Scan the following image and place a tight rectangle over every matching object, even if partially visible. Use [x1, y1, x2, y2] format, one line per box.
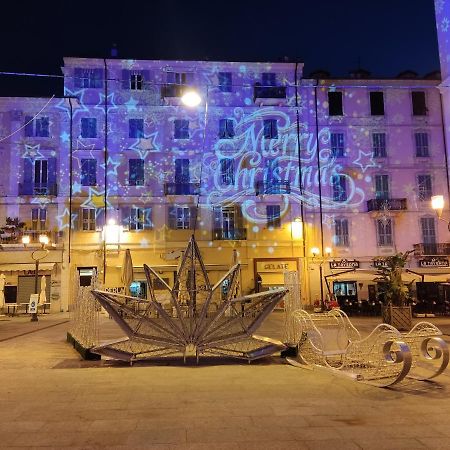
[287, 309, 413, 387]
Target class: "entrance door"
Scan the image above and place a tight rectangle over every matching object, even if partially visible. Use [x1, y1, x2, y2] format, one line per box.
[18, 275, 51, 305]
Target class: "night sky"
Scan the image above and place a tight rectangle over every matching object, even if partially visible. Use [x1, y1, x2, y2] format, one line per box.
[0, 0, 440, 97]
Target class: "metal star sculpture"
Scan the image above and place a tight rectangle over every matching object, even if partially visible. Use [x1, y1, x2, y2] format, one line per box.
[92, 236, 287, 364]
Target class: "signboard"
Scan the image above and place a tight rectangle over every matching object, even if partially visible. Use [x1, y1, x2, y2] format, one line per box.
[419, 258, 450, 268]
[373, 260, 388, 268]
[256, 260, 298, 273]
[329, 259, 360, 269]
[29, 294, 39, 314]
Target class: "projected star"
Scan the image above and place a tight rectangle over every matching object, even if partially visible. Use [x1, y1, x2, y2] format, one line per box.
[81, 187, 109, 209]
[95, 92, 119, 115]
[60, 131, 70, 143]
[323, 214, 336, 229]
[125, 97, 139, 112]
[56, 88, 90, 119]
[100, 156, 121, 176]
[23, 144, 44, 160]
[442, 17, 450, 32]
[129, 132, 160, 158]
[72, 181, 82, 194]
[353, 150, 379, 173]
[56, 208, 78, 230]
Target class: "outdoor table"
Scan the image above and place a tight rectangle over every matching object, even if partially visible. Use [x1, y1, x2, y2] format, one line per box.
[5, 303, 18, 316]
[20, 303, 29, 314]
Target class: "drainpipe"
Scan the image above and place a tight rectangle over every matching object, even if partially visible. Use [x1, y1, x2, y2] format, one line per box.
[103, 59, 108, 284]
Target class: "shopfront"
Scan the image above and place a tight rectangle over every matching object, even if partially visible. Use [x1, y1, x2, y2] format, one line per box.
[254, 258, 299, 295]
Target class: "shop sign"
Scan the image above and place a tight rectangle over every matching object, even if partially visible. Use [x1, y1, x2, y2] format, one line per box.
[419, 258, 449, 268]
[373, 260, 388, 268]
[256, 260, 297, 272]
[329, 259, 360, 269]
[29, 294, 38, 314]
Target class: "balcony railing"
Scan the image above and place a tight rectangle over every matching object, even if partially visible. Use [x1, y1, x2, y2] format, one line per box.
[18, 183, 58, 196]
[213, 228, 247, 241]
[161, 84, 186, 98]
[255, 180, 290, 195]
[366, 198, 407, 212]
[164, 182, 200, 195]
[0, 230, 59, 245]
[253, 86, 286, 100]
[413, 243, 450, 256]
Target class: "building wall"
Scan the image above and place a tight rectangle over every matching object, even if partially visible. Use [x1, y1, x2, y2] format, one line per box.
[0, 58, 448, 310]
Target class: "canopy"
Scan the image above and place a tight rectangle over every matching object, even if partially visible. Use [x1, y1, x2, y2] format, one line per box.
[121, 249, 134, 296]
[39, 275, 47, 305]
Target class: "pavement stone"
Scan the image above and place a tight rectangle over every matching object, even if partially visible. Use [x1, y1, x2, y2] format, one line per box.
[1, 312, 450, 448]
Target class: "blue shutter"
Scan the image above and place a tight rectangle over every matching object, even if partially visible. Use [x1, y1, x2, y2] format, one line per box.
[143, 207, 152, 229]
[47, 157, 57, 196]
[122, 70, 130, 89]
[93, 69, 104, 88]
[189, 207, 197, 229]
[24, 116, 34, 137]
[166, 72, 175, 84]
[129, 119, 136, 138]
[168, 206, 177, 229]
[74, 68, 82, 88]
[142, 70, 151, 89]
[121, 207, 131, 230]
[20, 159, 34, 195]
[137, 159, 144, 185]
[219, 119, 226, 138]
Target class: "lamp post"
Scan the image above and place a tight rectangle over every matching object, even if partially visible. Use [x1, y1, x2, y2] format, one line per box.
[431, 195, 450, 231]
[23, 234, 50, 322]
[311, 246, 332, 311]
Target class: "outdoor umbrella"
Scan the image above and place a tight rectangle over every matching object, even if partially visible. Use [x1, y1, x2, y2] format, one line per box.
[0, 273, 5, 311]
[39, 275, 47, 305]
[121, 248, 134, 296]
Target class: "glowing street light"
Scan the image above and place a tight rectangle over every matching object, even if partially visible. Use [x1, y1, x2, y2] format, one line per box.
[181, 90, 201, 107]
[291, 218, 303, 240]
[431, 194, 450, 231]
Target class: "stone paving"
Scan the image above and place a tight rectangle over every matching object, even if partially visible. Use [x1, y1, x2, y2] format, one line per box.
[1, 312, 450, 449]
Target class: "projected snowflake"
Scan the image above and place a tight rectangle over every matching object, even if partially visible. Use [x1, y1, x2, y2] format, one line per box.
[92, 236, 287, 363]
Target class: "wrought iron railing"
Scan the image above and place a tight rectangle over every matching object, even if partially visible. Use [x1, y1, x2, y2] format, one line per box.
[367, 198, 407, 211]
[413, 243, 450, 256]
[255, 180, 290, 195]
[213, 228, 247, 240]
[253, 86, 287, 100]
[0, 230, 59, 245]
[164, 182, 200, 195]
[18, 183, 58, 196]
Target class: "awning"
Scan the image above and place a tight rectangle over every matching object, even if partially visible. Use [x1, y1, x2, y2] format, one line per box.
[0, 263, 55, 272]
[259, 273, 284, 286]
[407, 268, 450, 282]
[326, 269, 421, 283]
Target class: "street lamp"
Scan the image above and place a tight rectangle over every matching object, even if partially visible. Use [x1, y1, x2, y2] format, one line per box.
[181, 90, 202, 107]
[311, 246, 332, 311]
[431, 195, 450, 230]
[23, 234, 50, 322]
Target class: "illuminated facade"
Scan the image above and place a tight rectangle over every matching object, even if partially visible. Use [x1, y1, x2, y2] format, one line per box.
[1, 54, 450, 313]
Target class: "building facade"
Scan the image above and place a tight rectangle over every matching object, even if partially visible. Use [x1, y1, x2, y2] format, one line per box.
[1, 53, 450, 314]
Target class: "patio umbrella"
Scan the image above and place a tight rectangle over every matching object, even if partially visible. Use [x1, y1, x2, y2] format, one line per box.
[0, 274, 5, 310]
[39, 275, 47, 305]
[121, 248, 134, 296]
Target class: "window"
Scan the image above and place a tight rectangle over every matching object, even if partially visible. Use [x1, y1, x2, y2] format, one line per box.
[167, 72, 190, 85]
[81, 118, 97, 138]
[328, 91, 343, 116]
[415, 132, 429, 157]
[332, 175, 347, 202]
[81, 159, 97, 186]
[74, 68, 103, 88]
[129, 159, 145, 186]
[129, 207, 151, 230]
[262, 73, 277, 86]
[330, 133, 345, 157]
[412, 91, 427, 116]
[372, 132, 386, 158]
[168, 206, 192, 230]
[376, 218, 393, 246]
[219, 119, 235, 139]
[417, 174, 432, 201]
[174, 119, 189, 139]
[130, 73, 143, 90]
[24, 116, 49, 137]
[421, 217, 436, 254]
[334, 218, 349, 247]
[31, 208, 47, 231]
[370, 91, 385, 116]
[374, 174, 389, 200]
[266, 205, 281, 229]
[218, 72, 232, 92]
[263, 119, 278, 139]
[34, 160, 48, 194]
[174, 159, 190, 193]
[129, 119, 144, 138]
[220, 158, 235, 185]
[81, 208, 96, 231]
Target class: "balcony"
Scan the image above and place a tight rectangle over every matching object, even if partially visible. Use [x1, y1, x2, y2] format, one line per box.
[366, 198, 407, 212]
[255, 180, 290, 195]
[0, 230, 60, 246]
[18, 183, 58, 196]
[213, 228, 247, 240]
[413, 243, 450, 256]
[253, 86, 286, 105]
[164, 182, 200, 195]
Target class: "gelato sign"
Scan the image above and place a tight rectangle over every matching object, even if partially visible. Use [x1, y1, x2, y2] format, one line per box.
[419, 258, 449, 268]
[329, 259, 360, 269]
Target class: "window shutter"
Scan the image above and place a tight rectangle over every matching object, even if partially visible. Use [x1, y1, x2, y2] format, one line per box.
[213, 207, 222, 228]
[143, 207, 152, 229]
[121, 207, 131, 230]
[168, 206, 177, 229]
[184, 72, 194, 85]
[24, 116, 34, 137]
[121, 70, 130, 89]
[93, 69, 104, 88]
[20, 158, 34, 195]
[166, 72, 175, 84]
[74, 68, 82, 88]
[76, 208, 83, 231]
[47, 157, 57, 196]
[189, 207, 197, 229]
[95, 208, 105, 231]
[235, 206, 244, 228]
[142, 70, 151, 89]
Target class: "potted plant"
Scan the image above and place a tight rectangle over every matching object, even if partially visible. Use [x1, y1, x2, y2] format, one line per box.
[373, 250, 413, 331]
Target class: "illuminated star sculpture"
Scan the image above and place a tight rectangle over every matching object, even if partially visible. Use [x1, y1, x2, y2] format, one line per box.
[92, 236, 287, 363]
